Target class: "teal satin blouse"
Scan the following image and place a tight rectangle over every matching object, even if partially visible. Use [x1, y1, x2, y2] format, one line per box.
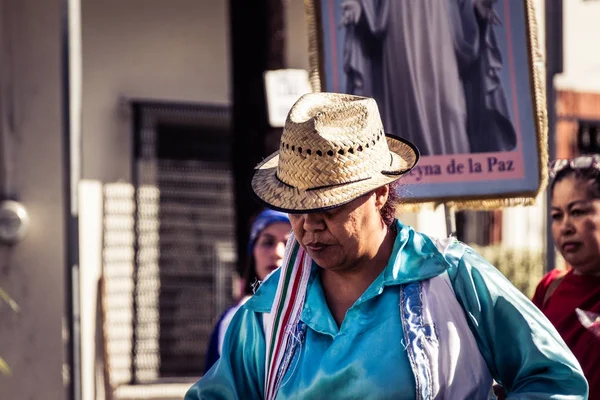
[185, 221, 588, 399]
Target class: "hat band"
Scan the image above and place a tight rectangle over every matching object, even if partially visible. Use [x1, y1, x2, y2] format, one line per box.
[275, 173, 372, 192]
[276, 152, 400, 190]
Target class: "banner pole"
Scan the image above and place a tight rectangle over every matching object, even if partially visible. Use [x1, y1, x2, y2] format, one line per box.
[443, 203, 457, 238]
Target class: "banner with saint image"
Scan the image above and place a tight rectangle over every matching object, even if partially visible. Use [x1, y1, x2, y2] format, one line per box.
[304, 0, 547, 208]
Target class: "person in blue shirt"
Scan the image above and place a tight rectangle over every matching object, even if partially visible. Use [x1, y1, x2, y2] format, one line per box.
[203, 209, 290, 373]
[186, 93, 588, 399]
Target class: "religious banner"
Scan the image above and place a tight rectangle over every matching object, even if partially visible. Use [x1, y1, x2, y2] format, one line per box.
[305, 0, 547, 208]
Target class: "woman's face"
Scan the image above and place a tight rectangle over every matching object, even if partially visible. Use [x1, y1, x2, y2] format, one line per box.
[253, 222, 291, 280]
[551, 174, 600, 274]
[288, 186, 388, 272]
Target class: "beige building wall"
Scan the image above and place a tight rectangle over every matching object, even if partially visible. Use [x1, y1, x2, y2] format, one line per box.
[0, 0, 67, 399]
[286, 0, 311, 71]
[78, 2, 231, 398]
[81, 0, 230, 182]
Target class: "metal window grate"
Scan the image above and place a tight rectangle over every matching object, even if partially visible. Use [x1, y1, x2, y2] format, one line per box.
[155, 160, 235, 377]
[102, 102, 236, 389]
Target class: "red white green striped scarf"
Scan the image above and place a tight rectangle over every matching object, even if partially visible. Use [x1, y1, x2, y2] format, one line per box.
[263, 233, 312, 400]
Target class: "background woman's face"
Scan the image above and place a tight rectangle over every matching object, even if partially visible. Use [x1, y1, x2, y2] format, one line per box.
[551, 174, 600, 274]
[252, 222, 291, 280]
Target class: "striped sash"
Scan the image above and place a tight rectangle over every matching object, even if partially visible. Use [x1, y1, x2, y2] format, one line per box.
[263, 233, 312, 400]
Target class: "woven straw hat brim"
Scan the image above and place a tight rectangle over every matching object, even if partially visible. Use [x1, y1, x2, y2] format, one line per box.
[251, 135, 419, 213]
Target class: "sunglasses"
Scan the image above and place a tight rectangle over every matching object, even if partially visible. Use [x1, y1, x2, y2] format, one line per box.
[549, 154, 600, 179]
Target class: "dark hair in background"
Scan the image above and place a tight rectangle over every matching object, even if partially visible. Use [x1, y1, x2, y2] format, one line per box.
[241, 252, 259, 297]
[241, 211, 261, 298]
[551, 160, 600, 199]
[380, 180, 402, 226]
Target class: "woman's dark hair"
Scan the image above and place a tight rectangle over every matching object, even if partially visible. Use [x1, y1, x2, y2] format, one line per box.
[241, 253, 259, 297]
[380, 180, 402, 226]
[551, 165, 600, 199]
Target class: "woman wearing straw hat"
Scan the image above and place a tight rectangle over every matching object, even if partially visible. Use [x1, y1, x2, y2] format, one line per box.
[185, 93, 587, 399]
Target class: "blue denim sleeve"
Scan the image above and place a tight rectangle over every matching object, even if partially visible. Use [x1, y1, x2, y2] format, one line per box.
[184, 307, 266, 400]
[203, 309, 229, 374]
[447, 244, 589, 399]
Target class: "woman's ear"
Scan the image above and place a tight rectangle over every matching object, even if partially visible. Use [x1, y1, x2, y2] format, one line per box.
[374, 185, 390, 210]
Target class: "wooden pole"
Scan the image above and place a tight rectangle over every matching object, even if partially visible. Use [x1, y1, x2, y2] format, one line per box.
[444, 204, 457, 238]
[545, 0, 563, 272]
[229, 0, 285, 275]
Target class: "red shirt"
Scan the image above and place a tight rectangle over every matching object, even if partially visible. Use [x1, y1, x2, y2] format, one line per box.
[533, 269, 600, 399]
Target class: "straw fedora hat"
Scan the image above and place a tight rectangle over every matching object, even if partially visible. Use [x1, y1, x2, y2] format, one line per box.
[251, 92, 419, 213]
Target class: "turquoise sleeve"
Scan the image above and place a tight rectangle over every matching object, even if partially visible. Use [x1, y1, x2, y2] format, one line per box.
[184, 307, 266, 400]
[449, 246, 589, 399]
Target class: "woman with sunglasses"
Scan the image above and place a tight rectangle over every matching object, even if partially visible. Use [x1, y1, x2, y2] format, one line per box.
[533, 154, 600, 399]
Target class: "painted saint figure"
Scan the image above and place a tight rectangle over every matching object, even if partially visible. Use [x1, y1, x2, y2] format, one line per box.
[341, 0, 517, 156]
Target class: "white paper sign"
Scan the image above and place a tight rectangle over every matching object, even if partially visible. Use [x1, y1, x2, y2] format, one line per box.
[264, 69, 313, 127]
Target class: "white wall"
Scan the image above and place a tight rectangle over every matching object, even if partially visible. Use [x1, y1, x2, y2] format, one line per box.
[556, 0, 600, 91]
[81, 0, 230, 182]
[78, 180, 104, 400]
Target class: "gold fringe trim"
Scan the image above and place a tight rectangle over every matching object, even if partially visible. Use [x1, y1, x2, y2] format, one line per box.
[304, 0, 549, 211]
[304, 0, 323, 93]
[395, 195, 542, 214]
